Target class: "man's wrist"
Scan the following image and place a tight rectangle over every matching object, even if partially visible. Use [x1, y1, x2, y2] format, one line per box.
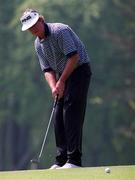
[59, 77, 65, 83]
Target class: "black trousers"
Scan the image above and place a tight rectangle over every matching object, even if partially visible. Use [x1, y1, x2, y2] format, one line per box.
[53, 63, 92, 166]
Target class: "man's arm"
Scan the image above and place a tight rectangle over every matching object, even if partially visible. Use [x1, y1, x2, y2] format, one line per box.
[44, 71, 57, 96]
[55, 53, 79, 99]
[44, 53, 79, 99]
[59, 53, 79, 83]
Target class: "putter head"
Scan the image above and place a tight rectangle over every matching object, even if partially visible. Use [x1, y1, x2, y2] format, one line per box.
[30, 158, 39, 169]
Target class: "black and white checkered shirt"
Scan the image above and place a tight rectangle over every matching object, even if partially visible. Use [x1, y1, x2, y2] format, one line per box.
[35, 23, 90, 74]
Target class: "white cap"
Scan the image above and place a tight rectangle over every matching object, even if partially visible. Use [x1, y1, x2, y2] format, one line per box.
[20, 9, 40, 31]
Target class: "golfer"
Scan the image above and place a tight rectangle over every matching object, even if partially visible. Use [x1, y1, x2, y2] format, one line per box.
[20, 9, 92, 169]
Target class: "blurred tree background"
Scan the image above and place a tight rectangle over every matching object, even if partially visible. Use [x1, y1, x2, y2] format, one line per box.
[0, 0, 135, 170]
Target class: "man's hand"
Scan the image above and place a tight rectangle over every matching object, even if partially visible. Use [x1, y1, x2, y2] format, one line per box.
[52, 79, 65, 99]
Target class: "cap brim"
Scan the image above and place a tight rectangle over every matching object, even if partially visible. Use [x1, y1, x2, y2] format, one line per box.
[21, 15, 39, 31]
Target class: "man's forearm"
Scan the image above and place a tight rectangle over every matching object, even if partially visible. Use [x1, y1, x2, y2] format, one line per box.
[44, 71, 57, 90]
[59, 53, 79, 83]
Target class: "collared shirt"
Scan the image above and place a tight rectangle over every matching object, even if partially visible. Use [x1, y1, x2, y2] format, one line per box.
[34, 23, 90, 74]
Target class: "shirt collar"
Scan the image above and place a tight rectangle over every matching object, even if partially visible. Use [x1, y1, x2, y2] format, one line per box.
[44, 23, 50, 37]
[39, 23, 50, 43]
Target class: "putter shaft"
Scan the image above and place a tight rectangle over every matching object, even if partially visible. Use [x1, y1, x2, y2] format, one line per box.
[30, 96, 58, 169]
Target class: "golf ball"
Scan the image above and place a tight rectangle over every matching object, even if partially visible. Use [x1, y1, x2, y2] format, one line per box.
[105, 167, 111, 173]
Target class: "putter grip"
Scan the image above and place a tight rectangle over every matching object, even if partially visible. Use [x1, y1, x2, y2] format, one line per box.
[53, 95, 58, 108]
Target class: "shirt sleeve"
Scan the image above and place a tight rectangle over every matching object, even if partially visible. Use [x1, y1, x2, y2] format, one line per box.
[57, 28, 77, 56]
[35, 42, 53, 72]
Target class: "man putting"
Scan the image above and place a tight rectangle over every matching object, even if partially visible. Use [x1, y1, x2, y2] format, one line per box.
[20, 9, 92, 169]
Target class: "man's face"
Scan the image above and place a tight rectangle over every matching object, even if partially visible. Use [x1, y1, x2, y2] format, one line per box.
[28, 18, 44, 38]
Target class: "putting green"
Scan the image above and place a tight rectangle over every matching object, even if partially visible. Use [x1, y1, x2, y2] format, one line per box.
[0, 165, 135, 180]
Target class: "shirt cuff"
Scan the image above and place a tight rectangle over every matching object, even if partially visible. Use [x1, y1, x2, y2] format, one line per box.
[43, 68, 53, 73]
[66, 50, 77, 58]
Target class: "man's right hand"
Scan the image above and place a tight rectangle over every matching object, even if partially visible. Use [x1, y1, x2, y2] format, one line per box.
[52, 79, 65, 99]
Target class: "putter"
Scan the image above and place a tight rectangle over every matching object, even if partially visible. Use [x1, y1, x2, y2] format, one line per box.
[30, 95, 58, 169]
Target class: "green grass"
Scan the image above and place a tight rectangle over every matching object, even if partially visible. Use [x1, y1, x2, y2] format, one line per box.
[0, 165, 135, 180]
